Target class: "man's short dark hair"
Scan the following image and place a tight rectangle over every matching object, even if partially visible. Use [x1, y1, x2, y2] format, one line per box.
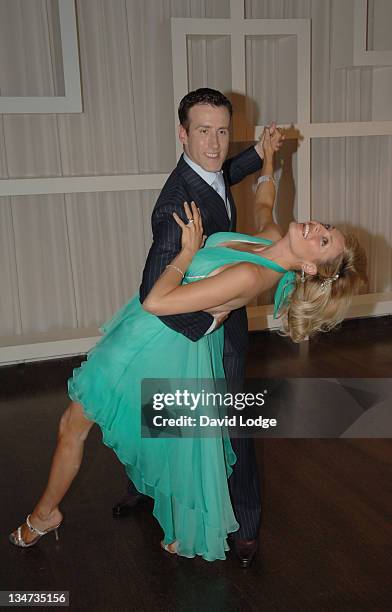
[178, 88, 233, 130]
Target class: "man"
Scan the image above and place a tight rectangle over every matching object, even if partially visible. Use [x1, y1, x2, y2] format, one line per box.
[113, 88, 283, 567]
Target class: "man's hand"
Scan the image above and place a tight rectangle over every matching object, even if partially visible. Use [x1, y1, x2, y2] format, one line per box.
[255, 122, 284, 159]
[172, 201, 204, 257]
[214, 311, 230, 329]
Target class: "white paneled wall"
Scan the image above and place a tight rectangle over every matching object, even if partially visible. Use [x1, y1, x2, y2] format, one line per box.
[312, 136, 392, 294]
[0, 189, 156, 335]
[187, 35, 232, 93]
[0, 0, 64, 97]
[64, 190, 155, 328]
[1, 0, 392, 362]
[245, 35, 298, 126]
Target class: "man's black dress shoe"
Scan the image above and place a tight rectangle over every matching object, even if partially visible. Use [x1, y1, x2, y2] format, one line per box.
[232, 538, 258, 568]
[112, 492, 148, 517]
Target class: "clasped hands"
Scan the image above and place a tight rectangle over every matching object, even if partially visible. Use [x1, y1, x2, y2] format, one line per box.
[255, 122, 285, 159]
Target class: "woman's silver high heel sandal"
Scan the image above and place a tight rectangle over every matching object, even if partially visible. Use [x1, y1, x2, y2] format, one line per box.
[160, 540, 178, 555]
[9, 514, 62, 548]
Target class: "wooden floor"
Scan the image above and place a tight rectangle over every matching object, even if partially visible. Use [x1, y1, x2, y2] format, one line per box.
[1, 317, 391, 611]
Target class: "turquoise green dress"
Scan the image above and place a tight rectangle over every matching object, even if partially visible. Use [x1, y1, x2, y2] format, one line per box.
[68, 232, 287, 561]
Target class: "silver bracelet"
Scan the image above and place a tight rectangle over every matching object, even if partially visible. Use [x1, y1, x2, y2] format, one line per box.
[257, 175, 276, 187]
[166, 264, 184, 279]
[252, 174, 276, 193]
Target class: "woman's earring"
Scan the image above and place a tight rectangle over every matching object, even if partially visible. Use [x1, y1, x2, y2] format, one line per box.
[300, 267, 306, 283]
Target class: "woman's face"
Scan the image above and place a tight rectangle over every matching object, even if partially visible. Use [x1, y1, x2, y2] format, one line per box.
[288, 221, 345, 265]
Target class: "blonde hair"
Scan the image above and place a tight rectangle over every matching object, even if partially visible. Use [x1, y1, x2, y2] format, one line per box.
[279, 233, 368, 343]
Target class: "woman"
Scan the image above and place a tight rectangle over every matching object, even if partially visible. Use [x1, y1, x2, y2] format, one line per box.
[10, 130, 367, 560]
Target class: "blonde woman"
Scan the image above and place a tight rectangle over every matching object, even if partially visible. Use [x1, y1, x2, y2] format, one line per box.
[10, 129, 366, 561]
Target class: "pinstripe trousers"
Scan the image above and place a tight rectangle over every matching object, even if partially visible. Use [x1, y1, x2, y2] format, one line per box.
[224, 352, 262, 541]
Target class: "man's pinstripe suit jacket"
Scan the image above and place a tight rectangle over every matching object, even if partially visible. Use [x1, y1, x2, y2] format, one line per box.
[139, 146, 262, 357]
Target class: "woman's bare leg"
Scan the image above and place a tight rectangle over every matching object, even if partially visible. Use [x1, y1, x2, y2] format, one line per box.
[11, 401, 94, 544]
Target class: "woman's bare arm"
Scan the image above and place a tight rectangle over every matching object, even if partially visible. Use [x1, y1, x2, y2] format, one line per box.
[143, 261, 262, 316]
[253, 128, 283, 241]
[142, 202, 264, 316]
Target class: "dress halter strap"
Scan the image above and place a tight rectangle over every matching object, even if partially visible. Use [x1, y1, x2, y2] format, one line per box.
[272, 271, 297, 318]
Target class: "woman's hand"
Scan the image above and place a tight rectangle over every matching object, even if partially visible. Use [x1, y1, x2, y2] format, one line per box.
[173, 201, 205, 257]
[262, 126, 275, 163]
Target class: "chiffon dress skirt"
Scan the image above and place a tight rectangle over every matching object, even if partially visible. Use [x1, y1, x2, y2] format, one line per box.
[68, 232, 287, 561]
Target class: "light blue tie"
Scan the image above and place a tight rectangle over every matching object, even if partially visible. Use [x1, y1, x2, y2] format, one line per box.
[212, 172, 230, 219]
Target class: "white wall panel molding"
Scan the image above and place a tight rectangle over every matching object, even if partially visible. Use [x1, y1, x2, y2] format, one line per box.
[354, 0, 392, 66]
[0, 174, 168, 197]
[251, 121, 392, 140]
[0, 329, 101, 365]
[0, 0, 82, 113]
[247, 293, 392, 332]
[171, 7, 311, 233]
[2, 291, 391, 365]
[171, 15, 310, 157]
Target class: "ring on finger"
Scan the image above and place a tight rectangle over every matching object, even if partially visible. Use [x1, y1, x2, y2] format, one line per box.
[187, 218, 194, 224]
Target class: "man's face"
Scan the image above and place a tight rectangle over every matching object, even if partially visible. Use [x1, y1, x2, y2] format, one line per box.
[178, 104, 231, 172]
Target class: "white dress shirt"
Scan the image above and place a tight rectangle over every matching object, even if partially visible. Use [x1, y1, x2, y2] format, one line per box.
[183, 153, 231, 219]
